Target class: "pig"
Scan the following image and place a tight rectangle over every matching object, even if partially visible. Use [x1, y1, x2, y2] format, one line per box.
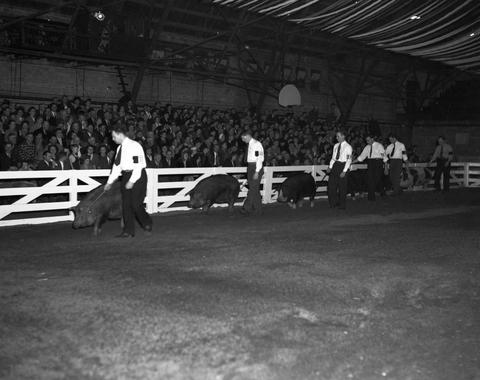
[400, 167, 430, 189]
[187, 174, 240, 212]
[71, 182, 122, 235]
[347, 169, 368, 198]
[277, 173, 316, 209]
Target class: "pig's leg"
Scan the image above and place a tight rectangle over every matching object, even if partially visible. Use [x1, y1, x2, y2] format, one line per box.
[93, 215, 105, 236]
[228, 196, 237, 214]
[202, 202, 211, 213]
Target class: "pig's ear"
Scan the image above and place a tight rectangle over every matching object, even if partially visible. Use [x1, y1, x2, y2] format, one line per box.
[69, 206, 77, 214]
[186, 189, 194, 196]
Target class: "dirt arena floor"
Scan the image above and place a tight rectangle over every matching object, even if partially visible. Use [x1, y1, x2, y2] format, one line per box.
[1, 189, 480, 380]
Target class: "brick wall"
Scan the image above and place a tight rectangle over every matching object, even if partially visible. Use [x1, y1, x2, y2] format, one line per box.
[0, 55, 397, 121]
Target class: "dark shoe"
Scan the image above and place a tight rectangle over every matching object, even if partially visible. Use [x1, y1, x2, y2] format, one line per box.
[116, 232, 134, 238]
[144, 225, 153, 236]
[239, 208, 250, 216]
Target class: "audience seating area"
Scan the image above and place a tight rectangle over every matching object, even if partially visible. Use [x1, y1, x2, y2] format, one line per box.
[0, 96, 423, 172]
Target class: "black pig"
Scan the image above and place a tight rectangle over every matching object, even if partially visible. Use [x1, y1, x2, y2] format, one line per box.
[277, 173, 316, 209]
[347, 169, 368, 198]
[71, 182, 122, 235]
[187, 174, 240, 212]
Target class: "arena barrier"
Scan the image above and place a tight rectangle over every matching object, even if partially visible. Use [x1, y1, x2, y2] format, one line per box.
[0, 162, 475, 227]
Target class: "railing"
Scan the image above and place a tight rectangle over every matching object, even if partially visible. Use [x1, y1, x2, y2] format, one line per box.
[0, 162, 477, 227]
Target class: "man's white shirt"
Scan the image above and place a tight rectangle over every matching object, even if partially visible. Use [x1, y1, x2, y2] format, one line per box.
[107, 137, 146, 184]
[385, 141, 408, 161]
[247, 138, 264, 172]
[357, 141, 387, 163]
[329, 141, 353, 172]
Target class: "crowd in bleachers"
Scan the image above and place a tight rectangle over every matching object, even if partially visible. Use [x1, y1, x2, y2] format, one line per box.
[0, 96, 422, 172]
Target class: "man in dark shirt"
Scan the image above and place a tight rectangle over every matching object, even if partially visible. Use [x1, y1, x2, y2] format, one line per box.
[0, 142, 16, 170]
[37, 151, 54, 170]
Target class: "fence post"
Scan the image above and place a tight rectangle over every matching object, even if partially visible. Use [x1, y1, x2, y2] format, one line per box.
[68, 172, 78, 220]
[262, 166, 273, 204]
[146, 169, 156, 214]
[464, 163, 469, 187]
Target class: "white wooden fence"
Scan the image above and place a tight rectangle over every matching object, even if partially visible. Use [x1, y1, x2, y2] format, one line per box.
[0, 162, 477, 227]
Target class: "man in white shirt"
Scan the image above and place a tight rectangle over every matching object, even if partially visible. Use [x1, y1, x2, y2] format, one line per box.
[241, 131, 264, 215]
[327, 130, 352, 209]
[105, 124, 152, 237]
[385, 134, 408, 195]
[429, 136, 454, 192]
[354, 135, 387, 201]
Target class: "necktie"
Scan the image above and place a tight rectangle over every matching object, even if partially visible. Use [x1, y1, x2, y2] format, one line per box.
[439, 145, 443, 158]
[114, 145, 122, 166]
[391, 143, 396, 158]
[335, 143, 341, 160]
[369, 144, 373, 158]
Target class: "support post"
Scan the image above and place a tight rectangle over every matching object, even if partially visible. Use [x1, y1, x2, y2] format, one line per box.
[262, 167, 273, 204]
[146, 169, 156, 214]
[464, 163, 469, 187]
[68, 172, 78, 220]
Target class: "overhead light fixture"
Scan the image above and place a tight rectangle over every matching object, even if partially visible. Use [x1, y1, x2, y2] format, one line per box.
[470, 32, 476, 37]
[410, 15, 421, 20]
[93, 10, 105, 21]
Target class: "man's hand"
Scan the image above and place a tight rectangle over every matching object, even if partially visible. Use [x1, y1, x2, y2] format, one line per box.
[340, 172, 346, 178]
[104, 183, 112, 191]
[253, 172, 259, 180]
[125, 181, 134, 190]
[326, 167, 331, 174]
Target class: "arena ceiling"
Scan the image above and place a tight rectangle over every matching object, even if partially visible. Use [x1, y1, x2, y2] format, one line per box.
[212, 0, 480, 75]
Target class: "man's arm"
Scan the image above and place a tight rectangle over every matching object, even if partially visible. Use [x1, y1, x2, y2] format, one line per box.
[343, 145, 353, 173]
[401, 144, 408, 162]
[128, 143, 146, 184]
[106, 147, 122, 187]
[255, 142, 264, 173]
[355, 146, 368, 163]
[446, 145, 454, 165]
[329, 145, 336, 170]
[430, 146, 440, 163]
[379, 145, 388, 163]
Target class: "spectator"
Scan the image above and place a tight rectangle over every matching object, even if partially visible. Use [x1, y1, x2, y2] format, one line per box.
[0, 95, 389, 173]
[37, 151, 54, 170]
[0, 142, 16, 170]
[16, 132, 36, 164]
[96, 145, 112, 169]
[69, 144, 81, 170]
[57, 152, 73, 170]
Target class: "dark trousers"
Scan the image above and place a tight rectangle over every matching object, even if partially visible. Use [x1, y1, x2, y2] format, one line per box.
[389, 159, 402, 195]
[121, 169, 152, 235]
[367, 159, 384, 201]
[328, 161, 348, 209]
[434, 159, 451, 191]
[243, 164, 263, 214]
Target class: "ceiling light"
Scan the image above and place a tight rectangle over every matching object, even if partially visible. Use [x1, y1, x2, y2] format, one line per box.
[470, 32, 476, 37]
[410, 15, 421, 20]
[93, 10, 105, 21]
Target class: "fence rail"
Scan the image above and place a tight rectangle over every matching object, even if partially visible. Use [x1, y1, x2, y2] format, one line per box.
[0, 162, 477, 227]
